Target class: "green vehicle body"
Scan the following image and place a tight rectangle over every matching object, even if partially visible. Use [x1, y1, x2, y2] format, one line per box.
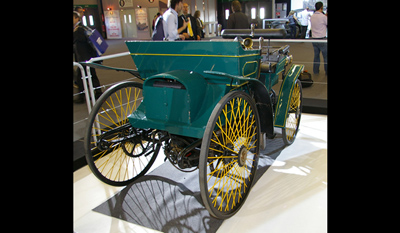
[125, 40, 303, 139]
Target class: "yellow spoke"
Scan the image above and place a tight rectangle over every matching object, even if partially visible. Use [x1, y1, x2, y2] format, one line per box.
[97, 107, 118, 127]
[210, 138, 237, 154]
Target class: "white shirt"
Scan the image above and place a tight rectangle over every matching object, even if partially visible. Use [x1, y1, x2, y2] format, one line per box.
[310, 11, 327, 38]
[298, 9, 312, 26]
[163, 8, 179, 41]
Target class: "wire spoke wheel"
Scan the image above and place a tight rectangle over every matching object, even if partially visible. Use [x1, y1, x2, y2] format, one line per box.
[282, 79, 302, 145]
[84, 81, 160, 186]
[199, 91, 260, 219]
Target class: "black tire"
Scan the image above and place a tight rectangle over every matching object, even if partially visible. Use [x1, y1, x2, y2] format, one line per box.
[84, 81, 160, 186]
[199, 91, 260, 219]
[282, 79, 302, 145]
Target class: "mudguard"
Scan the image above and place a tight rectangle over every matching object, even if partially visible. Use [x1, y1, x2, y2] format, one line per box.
[274, 64, 304, 128]
[248, 79, 275, 139]
[203, 70, 275, 138]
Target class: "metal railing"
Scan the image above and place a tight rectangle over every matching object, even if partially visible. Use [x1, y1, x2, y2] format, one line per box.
[73, 62, 93, 114]
[73, 51, 136, 143]
[73, 51, 131, 115]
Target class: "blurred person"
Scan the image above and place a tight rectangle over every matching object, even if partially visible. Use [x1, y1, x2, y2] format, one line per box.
[152, 12, 161, 30]
[287, 11, 297, 39]
[163, 0, 187, 40]
[194, 10, 204, 39]
[178, 3, 199, 40]
[73, 6, 84, 89]
[310, 1, 327, 75]
[74, 6, 84, 20]
[298, 7, 312, 39]
[227, 0, 249, 29]
[73, 11, 102, 103]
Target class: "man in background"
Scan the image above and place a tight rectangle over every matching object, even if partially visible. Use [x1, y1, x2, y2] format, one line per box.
[298, 7, 312, 39]
[163, 0, 187, 40]
[310, 1, 327, 75]
[227, 0, 249, 29]
[178, 3, 200, 40]
[73, 11, 102, 102]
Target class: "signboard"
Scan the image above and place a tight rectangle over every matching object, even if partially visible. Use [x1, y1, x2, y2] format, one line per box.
[135, 8, 149, 31]
[119, 0, 133, 8]
[104, 10, 122, 39]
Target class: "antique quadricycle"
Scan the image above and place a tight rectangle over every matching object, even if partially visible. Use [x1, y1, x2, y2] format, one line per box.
[83, 29, 303, 219]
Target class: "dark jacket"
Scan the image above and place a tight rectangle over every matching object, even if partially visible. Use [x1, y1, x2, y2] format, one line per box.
[227, 11, 250, 29]
[73, 23, 97, 62]
[178, 14, 198, 39]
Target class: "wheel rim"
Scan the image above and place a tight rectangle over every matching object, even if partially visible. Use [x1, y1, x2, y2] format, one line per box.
[85, 82, 159, 186]
[284, 79, 302, 143]
[200, 91, 259, 218]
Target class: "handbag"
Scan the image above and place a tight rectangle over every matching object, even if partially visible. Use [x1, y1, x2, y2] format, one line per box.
[87, 29, 108, 56]
[298, 70, 313, 87]
[82, 26, 108, 57]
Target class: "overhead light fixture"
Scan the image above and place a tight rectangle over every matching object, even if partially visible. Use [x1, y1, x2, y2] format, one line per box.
[251, 8, 256, 19]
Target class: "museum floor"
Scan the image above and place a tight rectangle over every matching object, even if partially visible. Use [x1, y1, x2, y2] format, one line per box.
[73, 113, 327, 233]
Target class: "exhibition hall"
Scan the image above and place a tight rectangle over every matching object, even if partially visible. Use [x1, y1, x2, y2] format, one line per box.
[73, 0, 327, 232]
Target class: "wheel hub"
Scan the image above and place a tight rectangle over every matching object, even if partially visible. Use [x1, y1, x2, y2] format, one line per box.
[238, 145, 248, 167]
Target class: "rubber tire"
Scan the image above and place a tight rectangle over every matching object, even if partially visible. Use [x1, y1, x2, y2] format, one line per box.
[282, 79, 303, 145]
[84, 81, 160, 186]
[199, 91, 260, 219]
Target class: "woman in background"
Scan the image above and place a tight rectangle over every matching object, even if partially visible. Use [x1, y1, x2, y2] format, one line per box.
[287, 11, 298, 39]
[194, 10, 204, 39]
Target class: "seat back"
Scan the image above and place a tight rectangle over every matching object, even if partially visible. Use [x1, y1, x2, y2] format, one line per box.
[221, 28, 287, 39]
[125, 40, 261, 80]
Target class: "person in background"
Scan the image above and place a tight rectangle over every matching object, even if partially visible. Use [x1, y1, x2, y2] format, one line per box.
[74, 6, 84, 20]
[287, 11, 297, 39]
[310, 1, 327, 75]
[178, 3, 199, 40]
[163, 0, 187, 41]
[73, 6, 85, 91]
[194, 10, 204, 39]
[152, 12, 161, 30]
[73, 11, 102, 103]
[227, 0, 249, 29]
[73, 6, 84, 91]
[297, 7, 312, 39]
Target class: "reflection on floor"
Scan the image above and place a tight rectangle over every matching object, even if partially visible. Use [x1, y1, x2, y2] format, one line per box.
[74, 113, 327, 233]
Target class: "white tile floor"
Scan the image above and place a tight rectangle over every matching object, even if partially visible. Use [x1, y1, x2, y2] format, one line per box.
[74, 113, 327, 233]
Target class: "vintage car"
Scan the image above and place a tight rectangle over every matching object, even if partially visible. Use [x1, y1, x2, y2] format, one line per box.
[82, 28, 304, 219]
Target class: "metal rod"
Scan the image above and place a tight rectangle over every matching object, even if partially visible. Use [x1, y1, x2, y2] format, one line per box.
[73, 62, 92, 113]
[87, 51, 131, 63]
